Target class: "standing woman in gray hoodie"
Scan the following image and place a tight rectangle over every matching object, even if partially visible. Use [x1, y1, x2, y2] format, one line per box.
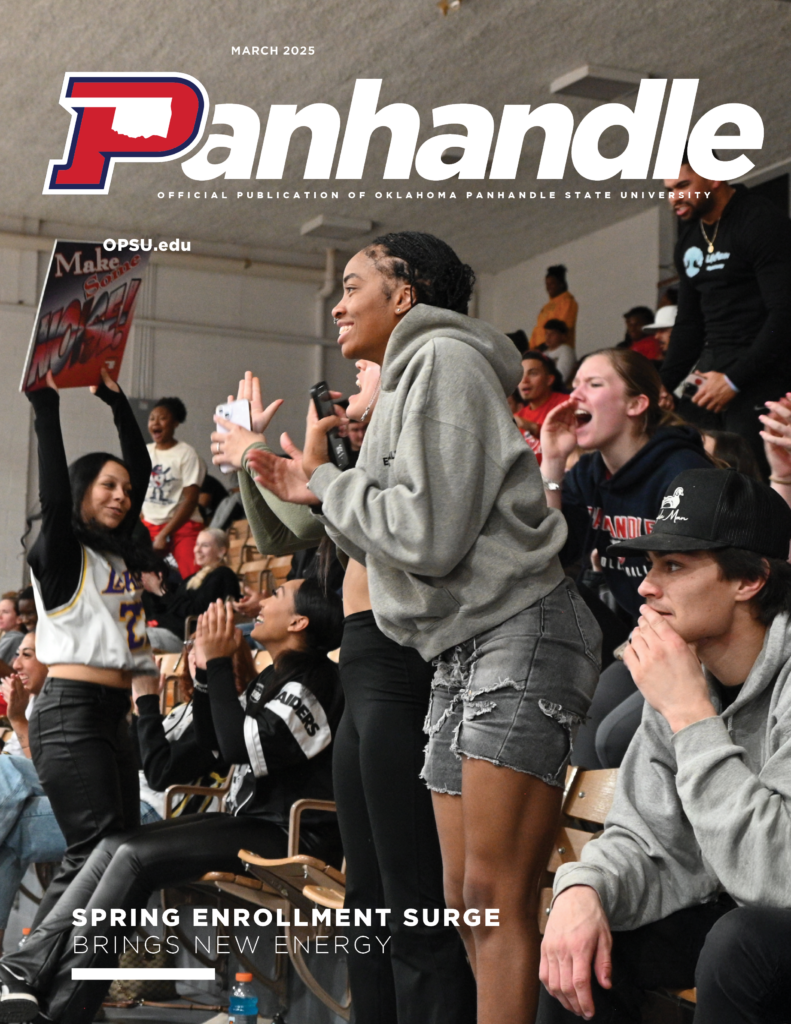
[254, 232, 602, 1024]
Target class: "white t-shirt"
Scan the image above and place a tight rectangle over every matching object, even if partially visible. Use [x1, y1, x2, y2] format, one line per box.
[142, 441, 205, 525]
[546, 344, 576, 386]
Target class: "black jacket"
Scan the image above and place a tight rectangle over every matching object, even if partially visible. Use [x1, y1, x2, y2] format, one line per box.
[133, 694, 227, 794]
[193, 654, 342, 844]
[661, 185, 791, 393]
[561, 427, 712, 618]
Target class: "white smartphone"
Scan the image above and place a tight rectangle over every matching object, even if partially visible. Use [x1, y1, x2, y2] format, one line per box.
[214, 399, 252, 474]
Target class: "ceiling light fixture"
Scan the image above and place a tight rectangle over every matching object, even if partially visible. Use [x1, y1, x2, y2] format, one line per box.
[550, 64, 646, 101]
[301, 214, 373, 241]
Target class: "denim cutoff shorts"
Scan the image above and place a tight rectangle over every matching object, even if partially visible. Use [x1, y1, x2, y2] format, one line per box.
[421, 577, 602, 794]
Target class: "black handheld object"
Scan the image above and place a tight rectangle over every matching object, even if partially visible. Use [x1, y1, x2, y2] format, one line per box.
[310, 380, 352, 470]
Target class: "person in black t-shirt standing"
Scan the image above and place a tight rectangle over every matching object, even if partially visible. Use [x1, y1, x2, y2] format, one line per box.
[660, 160, 791, 475]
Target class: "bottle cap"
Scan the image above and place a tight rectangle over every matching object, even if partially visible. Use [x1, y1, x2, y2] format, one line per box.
[22, 928, 31, 935]
[235, 972, 253, 982]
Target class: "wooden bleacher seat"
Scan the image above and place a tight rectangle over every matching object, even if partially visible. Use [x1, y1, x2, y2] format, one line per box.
[227, 520, 252, 570]
[540, 766, 696, 1009]
[538, 766, 618, 932]
[159, 773, 289, 1006]
[237, 798, 349, 1018]
[238, 558, 273, 592]
[156, 651, 188, 713]
[160, 784, 348, 1016]
[267, 555, 293, 589]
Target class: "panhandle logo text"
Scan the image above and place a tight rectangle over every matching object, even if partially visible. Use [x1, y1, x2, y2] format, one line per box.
[43, 75, 763, 195]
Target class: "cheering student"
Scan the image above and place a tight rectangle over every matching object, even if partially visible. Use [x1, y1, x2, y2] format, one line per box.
[141, 526, 240, 651]
[19, 368, 157, 924]
[0, 584, 343, 1024]
[539, 348, 712, 768]
[213, 366, 477, 1024]
[514, 351, 568, 464]
[141, 396, 205, 578]
[253, 231, 601, 1024]
[540, 469, 791, 1024]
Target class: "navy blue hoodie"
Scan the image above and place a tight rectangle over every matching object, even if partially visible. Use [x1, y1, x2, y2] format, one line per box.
[561, 426, 712, 618]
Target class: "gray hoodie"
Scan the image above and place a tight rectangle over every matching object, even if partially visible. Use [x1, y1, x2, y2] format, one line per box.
[554, 612, 791, 930]
[308, 304, 567, 659]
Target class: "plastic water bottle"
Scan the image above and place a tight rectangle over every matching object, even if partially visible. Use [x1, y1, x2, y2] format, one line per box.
[18, 927, 31, 950]
[228, 972, 258, 1024]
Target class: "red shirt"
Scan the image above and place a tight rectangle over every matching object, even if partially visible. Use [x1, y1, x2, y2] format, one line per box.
[517, 391, 568, 426]
[515, 391, 568, 465]
[630, 334, 663, 362]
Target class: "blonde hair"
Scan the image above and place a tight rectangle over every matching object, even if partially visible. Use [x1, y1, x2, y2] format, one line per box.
[185, 528, 229, 590]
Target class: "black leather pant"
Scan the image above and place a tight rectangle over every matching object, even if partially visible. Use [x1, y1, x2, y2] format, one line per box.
[29, 678, 140, 924]
[1, 813, 294, 1024]
[334, 611, 476, 1024]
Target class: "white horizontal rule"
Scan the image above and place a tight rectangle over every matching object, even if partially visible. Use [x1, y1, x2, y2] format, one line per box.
[71, 968, 215, 980]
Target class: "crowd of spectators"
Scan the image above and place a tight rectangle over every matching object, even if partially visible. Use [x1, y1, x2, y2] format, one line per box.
[0, 162, 790, 1024]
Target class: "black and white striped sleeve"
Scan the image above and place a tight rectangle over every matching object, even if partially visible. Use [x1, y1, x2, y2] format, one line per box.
[243, 682, 332, 778]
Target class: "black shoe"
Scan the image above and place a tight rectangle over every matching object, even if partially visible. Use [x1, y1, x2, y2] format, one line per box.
[0, 964, 39, 1023]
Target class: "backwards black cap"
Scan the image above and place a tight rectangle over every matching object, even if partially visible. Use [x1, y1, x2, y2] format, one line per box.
[608, 468, 791, 560]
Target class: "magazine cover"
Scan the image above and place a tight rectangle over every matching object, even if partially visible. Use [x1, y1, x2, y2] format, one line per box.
[1, 3, 790, 1023]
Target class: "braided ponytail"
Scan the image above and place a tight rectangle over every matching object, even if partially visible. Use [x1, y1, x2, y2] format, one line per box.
[365, 231, 475, 314]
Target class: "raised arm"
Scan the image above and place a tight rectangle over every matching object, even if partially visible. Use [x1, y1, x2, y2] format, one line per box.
[26, 382, 84, 607]
[134, 693, 222, 790]
[91, 374, 151, 529]
[239, 444, 326, 554]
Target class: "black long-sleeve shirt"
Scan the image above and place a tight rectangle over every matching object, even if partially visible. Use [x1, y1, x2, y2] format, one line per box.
[661, 184, 791, 393]
[192, 657, 341, 829]
[27, 384, 151, 610]
[134, 693, 226, 792]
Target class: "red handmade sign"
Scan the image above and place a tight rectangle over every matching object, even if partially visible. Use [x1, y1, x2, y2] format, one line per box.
[20, 240, 150, 392]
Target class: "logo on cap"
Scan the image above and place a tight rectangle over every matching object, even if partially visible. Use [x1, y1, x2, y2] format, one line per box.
[658, 486, 687, 522]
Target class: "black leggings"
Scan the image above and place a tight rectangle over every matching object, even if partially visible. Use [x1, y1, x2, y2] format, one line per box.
[537, 898, 791, 1023]
[1, 813, 298, 1024]
[333, 611, 475, 1024]
[29, 678, 140, 924]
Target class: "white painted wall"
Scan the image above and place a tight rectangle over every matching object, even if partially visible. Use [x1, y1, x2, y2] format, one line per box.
[477, 207, 661, 356]
[0, 208, 662, 592]
[0, 244, 357, 593]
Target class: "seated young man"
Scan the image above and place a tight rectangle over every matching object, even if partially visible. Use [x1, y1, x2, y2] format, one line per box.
[539, 468, 791, 1024]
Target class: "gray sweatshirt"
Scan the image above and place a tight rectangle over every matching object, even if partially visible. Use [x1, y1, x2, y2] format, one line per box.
[554, 612, 791, 930]
[308, 304, 567, 659]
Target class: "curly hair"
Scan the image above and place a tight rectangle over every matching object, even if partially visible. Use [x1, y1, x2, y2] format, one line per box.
[152, 397, 187, 423]
[365, 231, 475, 314]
